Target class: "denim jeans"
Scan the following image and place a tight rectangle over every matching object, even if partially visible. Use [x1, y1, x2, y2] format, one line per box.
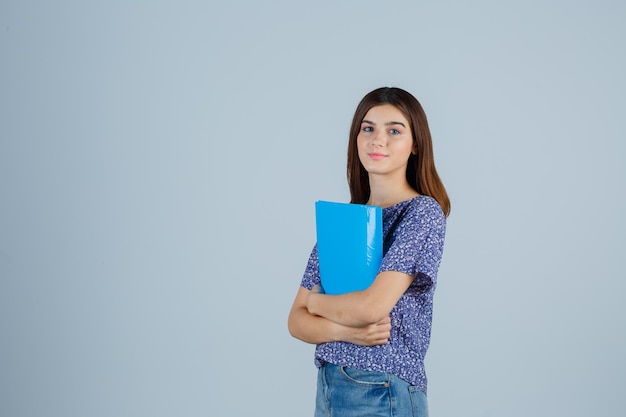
[314, 363, 429, 417]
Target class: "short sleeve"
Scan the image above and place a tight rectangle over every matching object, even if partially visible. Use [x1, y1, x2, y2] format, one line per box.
[300, 244, 321, 290]
[378, 198, 446, 284]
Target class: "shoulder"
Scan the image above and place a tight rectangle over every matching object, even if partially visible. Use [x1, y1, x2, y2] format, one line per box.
[383, 196, 445, 237]
[406, 196, 445, 224]
[399, 196, 446, 240]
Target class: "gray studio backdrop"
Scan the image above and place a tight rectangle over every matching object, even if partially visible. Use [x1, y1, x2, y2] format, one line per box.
[1, 1, 624, 416]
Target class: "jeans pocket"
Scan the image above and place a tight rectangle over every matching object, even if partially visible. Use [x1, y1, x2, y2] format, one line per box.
[339, 366, 390, 387]
[408, 386, 429, 417]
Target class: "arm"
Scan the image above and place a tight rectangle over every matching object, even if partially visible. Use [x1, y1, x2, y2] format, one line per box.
[288, 286, 391, 346]
[309, 198, 445, 327]
[306, 270, 414, 327]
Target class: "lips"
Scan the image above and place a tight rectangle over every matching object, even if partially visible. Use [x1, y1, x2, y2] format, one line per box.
[368, 152, 387, 161]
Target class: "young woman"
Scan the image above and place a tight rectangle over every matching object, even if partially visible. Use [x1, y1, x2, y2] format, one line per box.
[288, 87, 450, 417]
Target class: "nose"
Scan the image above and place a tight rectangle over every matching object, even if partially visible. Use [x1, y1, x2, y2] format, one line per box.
[371, 130, 386, 147]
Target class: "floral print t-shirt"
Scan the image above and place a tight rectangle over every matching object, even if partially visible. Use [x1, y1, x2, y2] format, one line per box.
[300, 195, 446, 394]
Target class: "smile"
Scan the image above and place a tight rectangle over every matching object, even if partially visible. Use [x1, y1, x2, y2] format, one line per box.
[368, 153, 387, 161]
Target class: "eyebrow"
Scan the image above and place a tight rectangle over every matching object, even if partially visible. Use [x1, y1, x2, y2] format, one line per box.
[361, 119, 406, 128]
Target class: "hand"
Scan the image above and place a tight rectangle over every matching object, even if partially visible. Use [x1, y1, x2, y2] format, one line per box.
[342, 316, 391, 346]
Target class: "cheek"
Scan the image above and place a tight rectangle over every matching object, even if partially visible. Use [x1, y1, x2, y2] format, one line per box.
[356, 137, 369, 164]
[356, 135, 368, 152]
[398, 139, 414, 155]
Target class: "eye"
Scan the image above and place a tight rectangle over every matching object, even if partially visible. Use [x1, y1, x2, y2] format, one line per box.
[389, 128, 401, 135]
[362, 126, 374, 132]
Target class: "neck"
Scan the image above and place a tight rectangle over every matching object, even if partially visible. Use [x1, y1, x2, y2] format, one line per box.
[367, 174, 418, 208]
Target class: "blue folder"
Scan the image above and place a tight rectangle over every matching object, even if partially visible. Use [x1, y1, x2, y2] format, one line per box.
[315, 201, 382, 295]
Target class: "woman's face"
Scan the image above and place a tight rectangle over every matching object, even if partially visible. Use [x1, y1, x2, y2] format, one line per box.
[357, 104, 414, 177]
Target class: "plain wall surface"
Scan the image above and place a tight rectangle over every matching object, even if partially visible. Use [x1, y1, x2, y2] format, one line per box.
[1, 1, 625, 416]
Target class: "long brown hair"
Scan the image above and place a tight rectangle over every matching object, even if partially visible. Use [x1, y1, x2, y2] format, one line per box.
[347, 87, 451, 217]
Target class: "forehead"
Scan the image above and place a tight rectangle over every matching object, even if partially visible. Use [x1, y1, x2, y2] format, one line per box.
[362, 104, 409, 124]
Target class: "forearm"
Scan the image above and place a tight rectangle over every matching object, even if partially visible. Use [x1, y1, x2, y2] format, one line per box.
[307, 291, 379, 328]
[289, 285, 391, 346]
[288, 305, 343, 344]
[288, 305, 391, 346]
[307, 271, 415, 327]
